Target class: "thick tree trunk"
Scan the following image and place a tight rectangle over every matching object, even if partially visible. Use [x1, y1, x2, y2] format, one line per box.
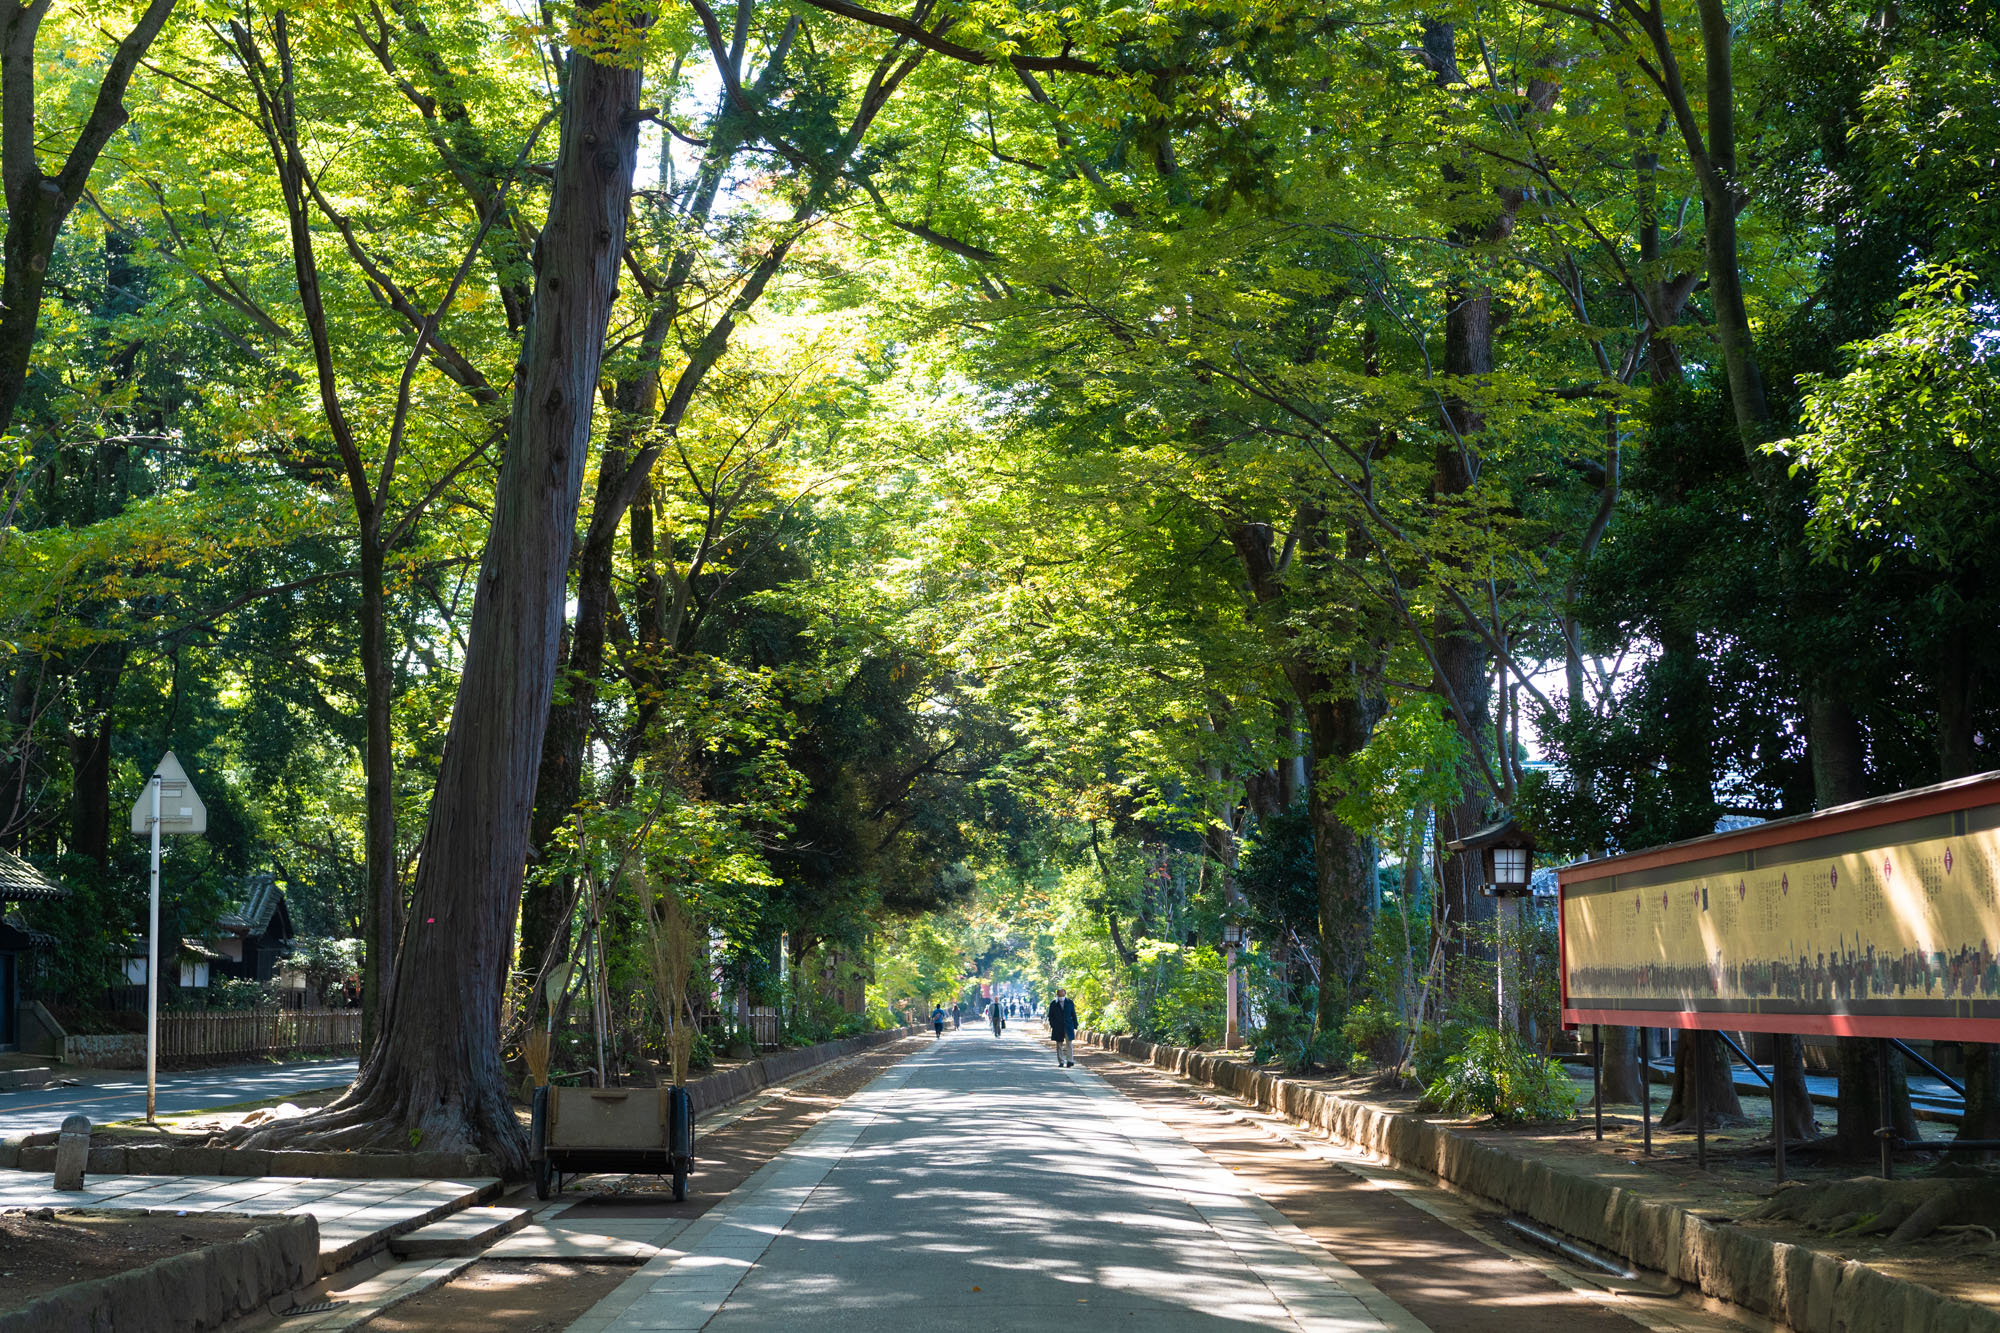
[237, 25, 644, 1170]
[1302, 687, 1378, 1027]
[358, 539, 398, 1057]
[1806, 693, 1919, 1157]
[1599, 1026, 1647, 1104]
[1772, 1035, 1817, 1141]
[66, 643, 125, 865]
[1661, 1030, 1746, 1128]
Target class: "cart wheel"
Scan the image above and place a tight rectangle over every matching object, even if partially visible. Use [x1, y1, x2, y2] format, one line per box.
[534, 1156, 555, 1200]
[672, 1168, 687, 1203]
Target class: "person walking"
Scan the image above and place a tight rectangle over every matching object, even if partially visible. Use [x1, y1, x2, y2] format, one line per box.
[932, 1004, 946, 1037]
[1048, 987, 1078, 1066]
[989, 1001, 1004, 1036]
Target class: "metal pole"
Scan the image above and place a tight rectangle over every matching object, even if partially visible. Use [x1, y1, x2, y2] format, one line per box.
[1640, 1028, 1652, 1155]
[1224, 943, 1240, 1049]
[146, 774, 161, 1123]
[1771, 1035, 1787, 1183]
[1592, 1025, 1603, 1140]
[1695, 1030, 1707, 1169]
[1878, 1037, 1895, 1180]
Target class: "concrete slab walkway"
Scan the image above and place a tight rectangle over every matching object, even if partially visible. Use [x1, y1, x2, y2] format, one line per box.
[0, 1168, 495, 1271]
[571, 1028, 1424, 1332]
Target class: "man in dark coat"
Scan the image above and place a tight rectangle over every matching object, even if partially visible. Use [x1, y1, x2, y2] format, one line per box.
[1048, 987, 1079, 1066]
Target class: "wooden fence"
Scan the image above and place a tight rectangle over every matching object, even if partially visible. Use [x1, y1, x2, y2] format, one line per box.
[748, 1006, 779, 1049]
[157, 1007, 360, 1064]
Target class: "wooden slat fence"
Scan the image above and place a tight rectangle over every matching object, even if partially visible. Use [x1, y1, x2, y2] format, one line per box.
[748, 1006, 779, 1049]
[157, 1007, 361, 1064]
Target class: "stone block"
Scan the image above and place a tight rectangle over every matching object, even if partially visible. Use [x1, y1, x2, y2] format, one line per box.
[53, 1113, 89, 1190]
[86, 1146, 128, 1174]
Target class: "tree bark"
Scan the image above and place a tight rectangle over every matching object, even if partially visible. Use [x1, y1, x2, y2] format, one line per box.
[0, 0, 178, 439]
[65, 643, 125, 865]
[1661, 1029, 1746, 1128]
[237, 14, 644, 1169]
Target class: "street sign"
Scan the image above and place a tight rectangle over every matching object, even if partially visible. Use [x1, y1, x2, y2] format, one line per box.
[129, 751, 206, 835]
[129, 751, 206, 1123]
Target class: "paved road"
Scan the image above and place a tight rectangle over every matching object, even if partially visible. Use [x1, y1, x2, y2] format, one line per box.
[573, 1029, 1424, 1332]
[0, 1057, 355, 1134]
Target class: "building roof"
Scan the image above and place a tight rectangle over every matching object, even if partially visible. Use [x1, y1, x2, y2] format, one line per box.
[217, 873, 287, 936]
[0, 847, 68, 903]
[2, 911, 57, 947]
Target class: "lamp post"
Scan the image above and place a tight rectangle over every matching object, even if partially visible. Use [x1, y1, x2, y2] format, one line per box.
[1487, 840, 1535, 1038]
[1221, 921, 1249, 1049]
[1443, 820, 1535, 1039]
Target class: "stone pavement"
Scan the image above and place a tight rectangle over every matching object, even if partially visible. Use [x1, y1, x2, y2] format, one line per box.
[0, 1168, 494, 1272]
[569, 1028, 1424, 1332]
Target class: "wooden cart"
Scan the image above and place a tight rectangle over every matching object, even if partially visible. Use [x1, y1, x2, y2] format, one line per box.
[530, 1083, 694, 1201]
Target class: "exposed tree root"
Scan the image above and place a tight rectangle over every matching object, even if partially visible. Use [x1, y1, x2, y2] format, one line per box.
[209, 1063, 530, 1175]
[1747, 1173, 2000, 1245]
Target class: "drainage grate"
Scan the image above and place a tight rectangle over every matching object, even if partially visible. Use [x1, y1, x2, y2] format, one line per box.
[281, 1300, 347, 1317]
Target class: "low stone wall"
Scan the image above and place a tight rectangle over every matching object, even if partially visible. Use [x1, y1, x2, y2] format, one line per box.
[1082, 1031, 2000, 1333]
[0, 1212, 316, 1333]
[60, 1033, 147, 1068]
[685, 1025, 920, 1118]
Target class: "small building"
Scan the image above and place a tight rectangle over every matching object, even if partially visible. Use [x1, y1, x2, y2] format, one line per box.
[0, 848, 68, 1051]
[209, 873, 295, 983]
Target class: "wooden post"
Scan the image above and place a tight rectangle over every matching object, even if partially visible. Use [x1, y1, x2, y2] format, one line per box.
[1592, 1025, 1603, 1140]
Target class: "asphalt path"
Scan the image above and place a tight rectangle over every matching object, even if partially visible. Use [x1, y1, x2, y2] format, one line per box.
[0, 1057, 356, 1134]
[577, 1028, 1421, 1332]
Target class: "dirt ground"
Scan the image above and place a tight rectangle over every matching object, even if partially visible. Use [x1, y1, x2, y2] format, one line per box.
[0, 1210, 266, 1308]
[363, 1262, 632, 1333]
[363, 1036, 932, 1331]
[1148, 1049, 2000, 1318]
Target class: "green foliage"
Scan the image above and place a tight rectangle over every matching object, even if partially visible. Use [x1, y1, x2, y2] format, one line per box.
[1423, 1028, 1578, 1124]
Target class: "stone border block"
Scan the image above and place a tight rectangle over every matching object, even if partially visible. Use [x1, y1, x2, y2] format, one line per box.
[0, 1212, 316, 1333]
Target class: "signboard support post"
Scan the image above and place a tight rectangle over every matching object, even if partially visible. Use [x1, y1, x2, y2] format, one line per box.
[1877, 1038, 1895, 1180]
[1770, 1042, 1788, 1182]
[145, 775, 160, 1123]
[1591, 1027, 1602, 1140]
[1640, 1029, 1652, 1155]
[1694, 1031, 1707, 1169]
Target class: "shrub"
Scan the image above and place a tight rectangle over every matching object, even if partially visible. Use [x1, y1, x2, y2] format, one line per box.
[1422, 1027, 1578, 1123]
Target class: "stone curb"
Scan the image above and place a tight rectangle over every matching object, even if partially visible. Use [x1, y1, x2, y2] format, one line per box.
[686, 1026, 922, 1119]
[0, 1028, 920, 1180]
[0, 1212, 317, 1333]
[1081, 1031, 2000, 1333]
[0, 1142, 499, 1179]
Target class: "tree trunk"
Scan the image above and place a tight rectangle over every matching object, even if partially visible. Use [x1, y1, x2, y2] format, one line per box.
[1806, 693, 1919, 1157]
[358, 537, 398, 1058]
[1302, 685, 1377, 1027]
[236, 21, 644, 1170]
[65, 643, 125, 865]
[1661, 1030, 1746, 1128]
[1773, 1034, 1817, 1141]
[1599, 1026, 1647, 1104]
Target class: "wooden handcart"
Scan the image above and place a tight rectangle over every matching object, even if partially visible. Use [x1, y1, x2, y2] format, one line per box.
[530, 1083, 694, 1201]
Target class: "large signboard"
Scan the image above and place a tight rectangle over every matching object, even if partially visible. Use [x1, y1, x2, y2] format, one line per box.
[1560, 779, 2000, 1040]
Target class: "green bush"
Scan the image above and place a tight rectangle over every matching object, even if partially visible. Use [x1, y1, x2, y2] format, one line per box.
[1422, 1027, 1578, 1123]
[1340, 999, 1404, 1067]
[688, 1030, 715, 1072]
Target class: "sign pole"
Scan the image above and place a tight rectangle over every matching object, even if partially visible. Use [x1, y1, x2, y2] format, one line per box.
[146, 773, 161, 1123]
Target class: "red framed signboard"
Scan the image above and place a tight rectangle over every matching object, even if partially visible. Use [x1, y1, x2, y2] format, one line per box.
[1559, 772, 2000, 1041]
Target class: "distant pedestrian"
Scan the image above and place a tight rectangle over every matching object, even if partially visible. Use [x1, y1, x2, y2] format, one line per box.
[952, 1004, 961, 1029]
[1048, 988, 1078, 1067]
[989, 1002, 1004, 1036]
[932, 1004, 946, 1037]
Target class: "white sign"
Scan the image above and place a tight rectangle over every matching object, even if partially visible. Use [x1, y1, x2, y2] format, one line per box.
[129, 751, 206, 835]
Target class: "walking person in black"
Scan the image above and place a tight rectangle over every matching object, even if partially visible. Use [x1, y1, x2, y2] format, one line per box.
[989, 1001, 1004, 1036]
[1048, 987, 1079, 1066]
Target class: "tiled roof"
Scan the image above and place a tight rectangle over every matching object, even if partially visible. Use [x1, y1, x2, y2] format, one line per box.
[218, 872, 283, 934]
[3, 911, 57, 947]
[0, 848, 68, 902]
